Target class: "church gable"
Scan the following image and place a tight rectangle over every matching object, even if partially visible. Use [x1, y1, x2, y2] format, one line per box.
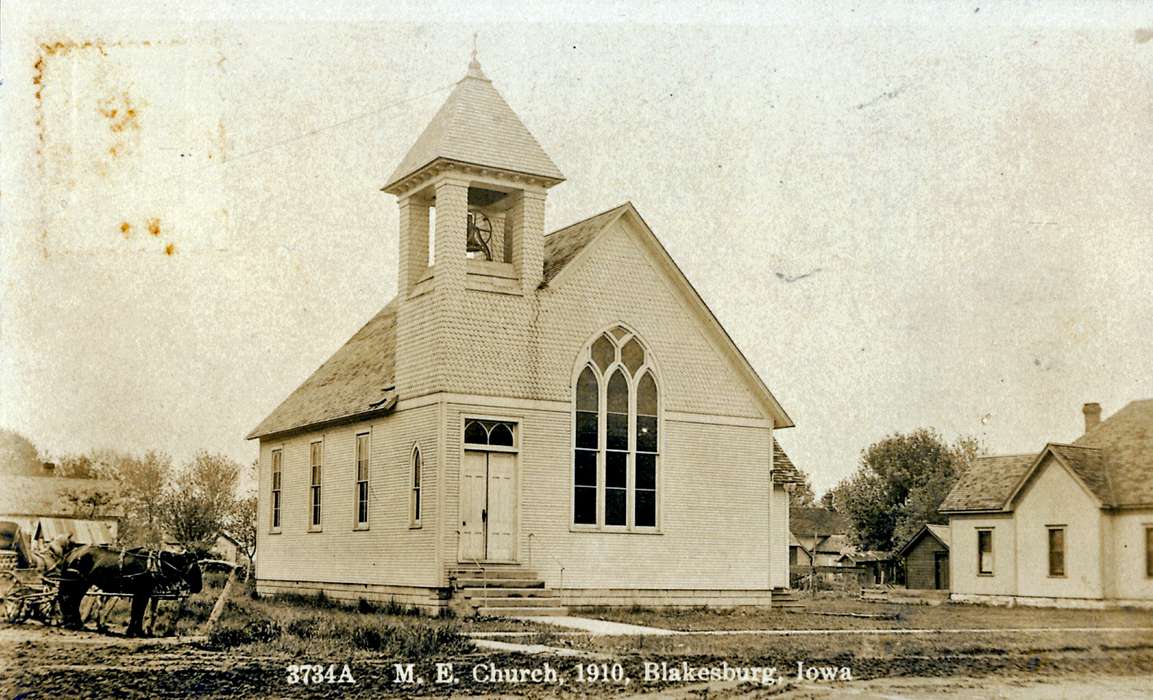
[540, 207, 788, 423]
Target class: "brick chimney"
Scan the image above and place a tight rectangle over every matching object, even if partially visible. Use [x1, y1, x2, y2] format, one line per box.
[1082, 402, 1102, 433]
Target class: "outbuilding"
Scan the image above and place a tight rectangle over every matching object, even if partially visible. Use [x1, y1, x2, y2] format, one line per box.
[898, 523, 950, 590]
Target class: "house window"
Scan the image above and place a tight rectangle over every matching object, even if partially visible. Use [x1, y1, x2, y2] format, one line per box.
[571, 327, 659, 530]
[355, 433, 370, 528]
[270, 449, 282, 531]
[977, 529, 993, 575]
[309, 440, 322, 530]
[1147, 527, 1153, 578]
[1047, 527, 1065, 577]
[410, 446, 422, 526]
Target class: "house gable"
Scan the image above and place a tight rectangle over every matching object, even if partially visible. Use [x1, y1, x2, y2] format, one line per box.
[544, 203, 792, 427]
[1005, 445, 1108, 511]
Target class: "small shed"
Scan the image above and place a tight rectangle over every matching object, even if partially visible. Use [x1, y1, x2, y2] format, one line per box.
[898, 523, 951, 590]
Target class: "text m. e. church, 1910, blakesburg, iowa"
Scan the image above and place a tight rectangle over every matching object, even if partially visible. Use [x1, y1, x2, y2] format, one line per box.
[246, 54, 802, 615]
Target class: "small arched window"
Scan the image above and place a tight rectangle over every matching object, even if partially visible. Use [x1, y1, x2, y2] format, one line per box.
[571, 326, 660, 530]
[410, 446, 422, 526]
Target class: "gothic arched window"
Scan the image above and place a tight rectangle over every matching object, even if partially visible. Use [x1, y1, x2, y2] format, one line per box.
[571, 326, 660, 530]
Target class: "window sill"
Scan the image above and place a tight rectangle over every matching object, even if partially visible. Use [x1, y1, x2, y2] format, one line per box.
[977, 572, 994, 577]
[1047, 574, 1067, 579]
[307, 527, 323, 533]
[353, 525, 370, 532]
[409, 523, 423, 530]
[268, 529, 282, 535]
[569, 525, 662, 535]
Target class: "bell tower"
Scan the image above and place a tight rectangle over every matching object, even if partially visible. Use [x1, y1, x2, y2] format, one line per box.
[383, 51, 565, 399]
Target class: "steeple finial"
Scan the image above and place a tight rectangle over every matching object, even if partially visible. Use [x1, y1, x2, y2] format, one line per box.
[466, 32, 487, 80]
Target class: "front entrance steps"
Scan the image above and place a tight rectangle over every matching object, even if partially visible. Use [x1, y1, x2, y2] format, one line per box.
[772, 587, 804, 609]
[448, 564, 567, 617]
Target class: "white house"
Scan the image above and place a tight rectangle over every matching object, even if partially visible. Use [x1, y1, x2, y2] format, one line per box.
[941, 400, 1153, 608]
[248, 55, 799, 615]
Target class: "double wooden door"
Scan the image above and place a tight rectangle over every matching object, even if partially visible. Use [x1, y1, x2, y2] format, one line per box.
[458, 450, 516, 562]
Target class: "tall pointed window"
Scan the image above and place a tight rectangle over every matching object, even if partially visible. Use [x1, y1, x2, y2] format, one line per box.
[571, 326, 660, 530]
[410, 446, 423, 527]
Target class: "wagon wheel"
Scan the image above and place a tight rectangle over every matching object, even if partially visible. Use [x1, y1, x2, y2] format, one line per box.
[3, 585, 33, 623]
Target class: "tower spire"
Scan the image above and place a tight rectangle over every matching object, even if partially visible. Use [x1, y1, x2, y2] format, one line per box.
[466, 33, 487, 80]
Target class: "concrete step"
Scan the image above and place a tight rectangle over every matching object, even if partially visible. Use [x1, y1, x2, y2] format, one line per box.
[453, 578, 545, 590]
[477, 606, 568, 617]
[470, 596, 561, 608]
[449, 567, 540, 581]
[461, 587, 554, 600]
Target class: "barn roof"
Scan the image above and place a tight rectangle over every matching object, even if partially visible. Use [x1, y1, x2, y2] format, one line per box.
[790, 507, 848, 538]
[0, 476, 120, 519]
[382, 56, 563, 192]
[941, 399, 1153, 512]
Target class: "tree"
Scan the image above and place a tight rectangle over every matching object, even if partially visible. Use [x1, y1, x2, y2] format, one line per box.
[105, 450, 172, 547]
[229, 495, 258, 580]
[789, 469, 817, 508]
[819, 490, 837, 511]
[61, 489, 115, 519]
[160, 451, 240, 552]
[833, 429, 980, 552]
[0, 429, 44, 476]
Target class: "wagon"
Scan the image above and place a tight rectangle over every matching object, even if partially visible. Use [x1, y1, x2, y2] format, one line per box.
[0, 562, 63, 624]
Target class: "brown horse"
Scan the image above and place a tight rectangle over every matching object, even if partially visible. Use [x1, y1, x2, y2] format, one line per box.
[57, 545, 202, 636]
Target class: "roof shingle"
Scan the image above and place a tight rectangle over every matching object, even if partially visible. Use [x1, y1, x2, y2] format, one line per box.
[383, 59, 563, 190]
[249, 209, 624, 439]
[938, 453, 1035, 512]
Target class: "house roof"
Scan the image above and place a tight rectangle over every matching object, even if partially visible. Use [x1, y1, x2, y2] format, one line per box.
[790, 507, 848, 538]
[250, 202, 794, 439]
[940, 399, 1153, 512]
[1072, 398, 1153, 507]
[897, 522, 951, 556]
[0, 476, 120, 519]
[938, 453, 1036, 512]
[383, 57, 564, 192]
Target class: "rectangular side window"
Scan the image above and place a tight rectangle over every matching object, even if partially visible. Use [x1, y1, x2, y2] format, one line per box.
[355, 433, 370, 528]
[309, 440, 323, 529]
[1048, 527, 1065, 577]
[270, 449, 282, 530]
[977, 529, 994, 575]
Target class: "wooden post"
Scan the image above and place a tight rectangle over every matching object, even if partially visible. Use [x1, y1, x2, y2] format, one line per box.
[203, 565, 237, 633]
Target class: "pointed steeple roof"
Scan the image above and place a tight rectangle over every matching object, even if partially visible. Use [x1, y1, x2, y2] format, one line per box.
[383, 55, 564, 192]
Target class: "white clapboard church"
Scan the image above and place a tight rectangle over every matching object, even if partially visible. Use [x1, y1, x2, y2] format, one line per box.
[249, 54, 801, 614]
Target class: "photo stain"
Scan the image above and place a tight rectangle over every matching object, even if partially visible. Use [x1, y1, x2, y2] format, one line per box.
[119, 221, 132, 238]
[164, 242, 176, 256]
[147, 218, 161, 236]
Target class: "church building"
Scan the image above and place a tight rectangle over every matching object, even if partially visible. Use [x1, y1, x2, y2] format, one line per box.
[248, 54, 800, 614]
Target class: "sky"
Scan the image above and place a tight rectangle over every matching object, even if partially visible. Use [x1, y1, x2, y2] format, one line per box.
[2, 1, 1152, 494]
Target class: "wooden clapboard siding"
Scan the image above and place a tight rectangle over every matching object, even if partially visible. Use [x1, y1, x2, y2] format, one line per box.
[256, 404, 440, 588]
[437, 400, 772, 591]
[905, 532, 949, 590]
[769, 485, 791, 588]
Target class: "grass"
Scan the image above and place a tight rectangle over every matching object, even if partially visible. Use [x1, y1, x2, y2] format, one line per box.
[578, 598, 1153, 632]
[77, 571, 553, 657]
